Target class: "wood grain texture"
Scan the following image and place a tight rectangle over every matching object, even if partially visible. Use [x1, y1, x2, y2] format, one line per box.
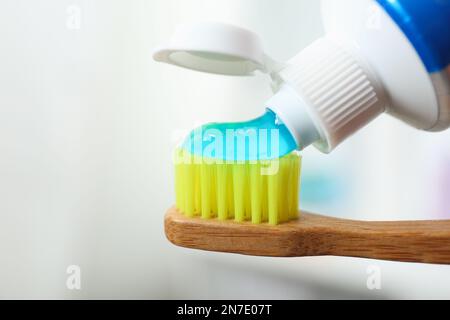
[165, 207, 450, 264]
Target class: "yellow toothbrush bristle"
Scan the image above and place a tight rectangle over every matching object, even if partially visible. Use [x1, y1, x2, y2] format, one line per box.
[174, 149, 301, 225]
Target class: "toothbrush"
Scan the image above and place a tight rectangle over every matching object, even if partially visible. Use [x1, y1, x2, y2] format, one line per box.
[170, 134, 450, 264]
[165, 207, 450, 264]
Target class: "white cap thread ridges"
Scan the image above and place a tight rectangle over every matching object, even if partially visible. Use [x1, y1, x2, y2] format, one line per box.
[276, 37, 386, 152]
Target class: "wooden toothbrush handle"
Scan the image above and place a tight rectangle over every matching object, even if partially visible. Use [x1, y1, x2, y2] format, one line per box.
[300, 213, 450, 264]
[165, 207, 450, 264]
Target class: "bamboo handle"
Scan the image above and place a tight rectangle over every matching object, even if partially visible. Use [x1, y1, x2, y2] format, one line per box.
[165, 207, 450, 264]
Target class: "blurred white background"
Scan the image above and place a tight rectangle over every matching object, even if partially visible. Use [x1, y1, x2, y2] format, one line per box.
[1, 0, 450, 299]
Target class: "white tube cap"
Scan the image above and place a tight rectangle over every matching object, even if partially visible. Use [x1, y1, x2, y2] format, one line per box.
[275, 37, 387, 153]
[153, 22, 281, 76]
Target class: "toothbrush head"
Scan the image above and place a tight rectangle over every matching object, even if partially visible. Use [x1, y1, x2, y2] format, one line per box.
[174, 149, 301, 225]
